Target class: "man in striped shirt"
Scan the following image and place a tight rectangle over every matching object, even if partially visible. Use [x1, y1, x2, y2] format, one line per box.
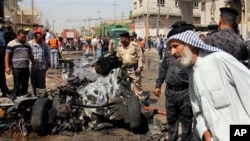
[5, 29, 35, 97]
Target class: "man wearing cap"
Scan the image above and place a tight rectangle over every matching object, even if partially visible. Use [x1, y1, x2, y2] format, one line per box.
[167, 21, 250, 141]
[27, 23, 39, 41]
[154, 21, 195, 141]
[204, 7, 248, 61]
[116, 31, 144, 100]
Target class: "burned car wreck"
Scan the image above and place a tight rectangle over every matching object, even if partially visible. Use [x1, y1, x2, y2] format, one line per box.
[0, 52, 152, 136]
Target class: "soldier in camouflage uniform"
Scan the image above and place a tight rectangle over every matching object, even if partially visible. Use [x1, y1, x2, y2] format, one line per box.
[204, 7, 248, 61]
[153, 21, 194, 141]
[116, 32, 144, 99]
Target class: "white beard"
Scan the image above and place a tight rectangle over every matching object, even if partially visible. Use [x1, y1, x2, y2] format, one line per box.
[179, 45, 193, 68]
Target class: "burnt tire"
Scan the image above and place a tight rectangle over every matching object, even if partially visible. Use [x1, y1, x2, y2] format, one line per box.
[127, 96, 142, 131]
[31, 98, 52, 135]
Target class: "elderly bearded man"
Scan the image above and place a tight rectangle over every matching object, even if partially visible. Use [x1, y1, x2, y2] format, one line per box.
[166, 22, 250, 141]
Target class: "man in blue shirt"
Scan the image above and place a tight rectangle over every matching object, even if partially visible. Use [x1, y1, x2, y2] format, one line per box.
[29, 31, 50, 96]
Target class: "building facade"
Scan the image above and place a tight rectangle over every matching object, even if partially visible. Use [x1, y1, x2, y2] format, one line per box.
[131, 0, 250, 40]
[200, 0, 249, 39]
[2, 0, 45, 32]
[131, 0, 200, 38]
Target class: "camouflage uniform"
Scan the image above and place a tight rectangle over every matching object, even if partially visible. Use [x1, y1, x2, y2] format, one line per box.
[116, 41, 143, 98]
[155, 47, 193, 141]
[204, 28, 248, 60]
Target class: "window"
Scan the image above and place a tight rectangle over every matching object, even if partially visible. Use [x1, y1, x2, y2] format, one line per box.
[175, 0, 179, 8]
[201, 2, 205, 11]
[133, 2, 137, 9]
[139, 0, 143, 7]
[157, 0, 165, 7]
[27, 19, 31, 24]
[193, 2, 199, 9]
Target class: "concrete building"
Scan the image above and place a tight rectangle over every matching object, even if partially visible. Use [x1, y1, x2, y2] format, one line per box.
[4, 6, 42, 30]
[131, 0, 200, 38]
[2, 0, 44, 32]
[131, 0, 250, 40]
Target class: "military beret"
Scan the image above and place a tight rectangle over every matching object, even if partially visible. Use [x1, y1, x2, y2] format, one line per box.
[120, 32, 130, 38]
[220, 7, 238, 18]
[207, 24, 219, 30]
[167, 21, 194, 38]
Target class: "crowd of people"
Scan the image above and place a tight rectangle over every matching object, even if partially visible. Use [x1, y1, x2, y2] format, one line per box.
[0, 23, 60, 98]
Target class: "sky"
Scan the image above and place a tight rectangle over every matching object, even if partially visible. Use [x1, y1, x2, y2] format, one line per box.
[19, 0, 131, 33]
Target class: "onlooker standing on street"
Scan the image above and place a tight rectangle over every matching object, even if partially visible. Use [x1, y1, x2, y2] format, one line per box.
[204, 7, 248, 61]
[29, 32, 50, 96]
[4, 26, 16, 46]
[27, 23, 39, 41]
[157, 37, 164, 60]
[0, 25, 10, 97]
[137, 37, 145, 54]
[147, 36, 152, 51]
[102, 36, 109, 54]
[5, 29, 35, 97]
[91, 36, 97, 55]
[45, 29, 51, 44]
[83, 41, 90, 56]
[48, 34, 59, 69]
[167, 22, 250, 141]
[108, 36, 114, 53]
[154, 21, 194, 141]
[96, 36, 103, 59]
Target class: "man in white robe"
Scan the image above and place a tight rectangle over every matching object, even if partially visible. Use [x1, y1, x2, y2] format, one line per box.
[166, 22, 250, 141]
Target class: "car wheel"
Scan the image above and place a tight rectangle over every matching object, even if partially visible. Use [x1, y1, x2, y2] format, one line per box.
[127, 96, 142, 131]
[31, 98, 52, 135]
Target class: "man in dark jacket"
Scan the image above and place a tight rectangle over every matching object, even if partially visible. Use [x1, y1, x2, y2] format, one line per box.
[4, 26, 16, 46]
[153, 21, 195, 141]
[204, 7, 248, 61]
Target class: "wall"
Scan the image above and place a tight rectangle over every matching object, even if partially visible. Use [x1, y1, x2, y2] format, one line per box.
[132, 0, 200, 37]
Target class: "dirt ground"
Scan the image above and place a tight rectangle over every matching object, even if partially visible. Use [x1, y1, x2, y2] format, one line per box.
[0, 48, 168, 141]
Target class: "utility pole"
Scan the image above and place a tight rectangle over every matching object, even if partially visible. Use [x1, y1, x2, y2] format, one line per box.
[40, 12, 43, 25]
[14, 0, 18, 32]
[146, 0, 149, 43]
[156, 0, 165, 36]
[111, 1, 117, 25]
[32, 0, 34, 24]
[52, 20, 54, 33]
[97, 10, 101, 18]
[156, 4, 160, 36]
[122, 12, 124, 24]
